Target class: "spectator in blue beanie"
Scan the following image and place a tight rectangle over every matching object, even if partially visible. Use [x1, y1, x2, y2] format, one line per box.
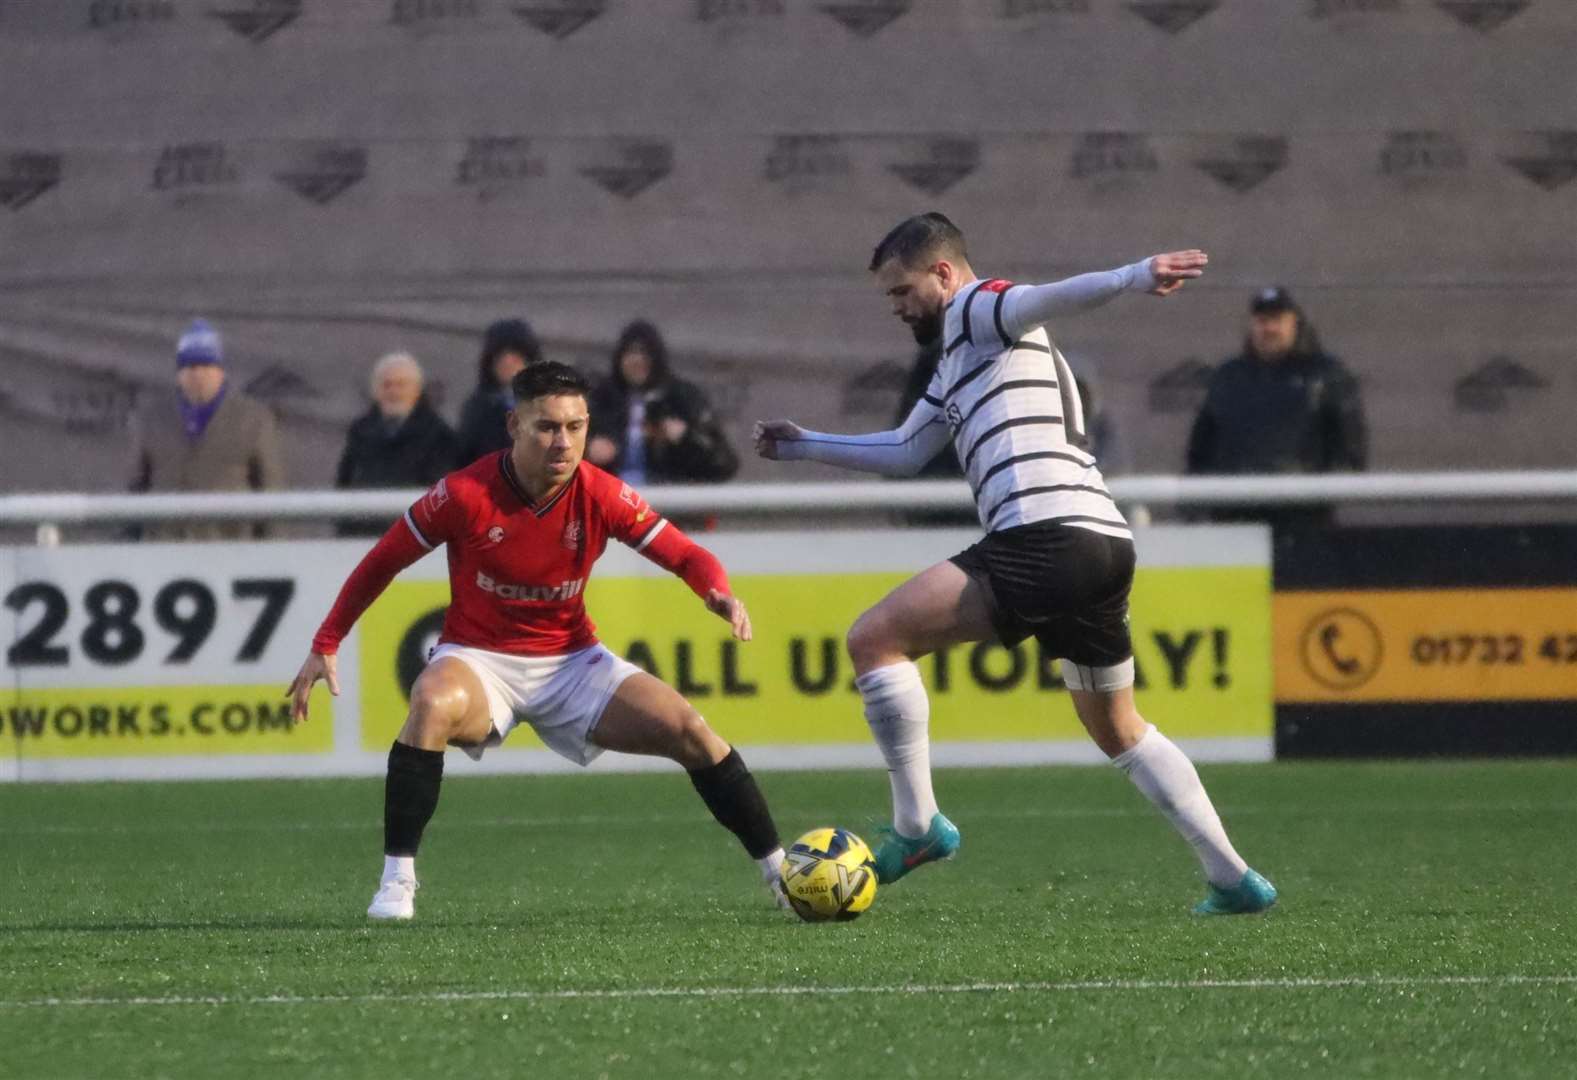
[130, 318, 285, 540]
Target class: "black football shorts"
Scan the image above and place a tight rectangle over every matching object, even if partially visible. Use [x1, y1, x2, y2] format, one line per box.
[949, 521, 1136, 668]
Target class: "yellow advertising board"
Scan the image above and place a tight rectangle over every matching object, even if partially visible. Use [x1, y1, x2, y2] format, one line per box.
[2, 527, 1271, 780]
[0, 684, 333, 758]
[359, 562, 1272, 750]
[1275, 588, 1577, 703]
[1, 541, 344, 778]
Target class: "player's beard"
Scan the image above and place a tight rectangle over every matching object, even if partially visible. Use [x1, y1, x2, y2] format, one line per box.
[907, 305, 942, 346]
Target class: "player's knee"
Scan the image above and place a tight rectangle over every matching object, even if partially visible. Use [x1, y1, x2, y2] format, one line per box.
[845, 610, 894, 669]
[406, 676, 468, 739]
[670, 706, 719, 768]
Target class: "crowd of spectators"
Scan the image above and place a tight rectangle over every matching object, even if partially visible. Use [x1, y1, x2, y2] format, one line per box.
[130, 285, 1367, 536]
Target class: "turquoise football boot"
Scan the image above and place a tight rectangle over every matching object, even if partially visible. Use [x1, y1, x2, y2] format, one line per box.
[872, 812, 961, 884]
[1193, 868, 1278, 915]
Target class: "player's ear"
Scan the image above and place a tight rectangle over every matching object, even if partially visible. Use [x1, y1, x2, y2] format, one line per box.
[505, 407, 520, 441]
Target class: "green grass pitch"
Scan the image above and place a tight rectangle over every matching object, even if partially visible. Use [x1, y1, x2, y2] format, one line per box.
[3, 761, 1575, 1078]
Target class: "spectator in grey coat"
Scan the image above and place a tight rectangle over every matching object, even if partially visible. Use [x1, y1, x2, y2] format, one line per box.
[130, 318, 284, 540]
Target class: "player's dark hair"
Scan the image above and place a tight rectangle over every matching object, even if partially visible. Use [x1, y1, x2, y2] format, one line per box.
[511, 360, 588, 404]
[868, 212, 968, 273]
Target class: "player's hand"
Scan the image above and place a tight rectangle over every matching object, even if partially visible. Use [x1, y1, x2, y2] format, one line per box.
[753, 419, 805, 460]
[704, 589, 752, 642]
[1145, 249, 1208, 297]
[658, 417, 689, 445]
[286, 651, 340, 723]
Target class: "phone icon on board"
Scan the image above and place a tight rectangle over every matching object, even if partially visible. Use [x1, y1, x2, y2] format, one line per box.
[1319, 623, 1362, 677]
[1301, 609, 1382, 691]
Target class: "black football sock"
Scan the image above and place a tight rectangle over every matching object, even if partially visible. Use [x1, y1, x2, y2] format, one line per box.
[687, 747, 782, 859]
[384, 741, 444, 857]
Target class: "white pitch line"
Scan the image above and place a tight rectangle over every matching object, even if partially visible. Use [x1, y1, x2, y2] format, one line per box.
[8, 802, 1575, 836]
[3, 975, 1575, 1010]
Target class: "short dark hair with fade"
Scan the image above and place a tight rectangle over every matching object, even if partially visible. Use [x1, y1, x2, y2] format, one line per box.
[868, 212, 968, 273]
[511, 360, 589, 405]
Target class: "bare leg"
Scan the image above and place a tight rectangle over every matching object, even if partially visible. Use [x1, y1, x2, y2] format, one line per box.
[1065, 684, 1152, 758]
[589, 672, 729, 768]
[591, 674, 783, 873]
[399, 656, 496, 751]
[845, 560, 998, 676]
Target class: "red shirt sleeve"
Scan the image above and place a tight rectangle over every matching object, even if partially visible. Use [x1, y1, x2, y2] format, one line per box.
[310, 516, 429, 655]
[638, 520, 730, 599]
[596, 474, 663, 547]
[311, 476, 462, 655]
[591, 469, 730, 598]
[404, 474, 463, 550]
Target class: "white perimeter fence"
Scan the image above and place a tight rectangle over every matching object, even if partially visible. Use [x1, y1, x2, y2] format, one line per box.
[3, 472, 1577, 531]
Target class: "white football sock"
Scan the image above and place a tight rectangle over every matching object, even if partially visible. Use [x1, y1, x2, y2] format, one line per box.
[855, 661, 938, 839]
[755, 847, 785, 883]
[1112, 725, 1248, 888]
[382, 854, 415, 884]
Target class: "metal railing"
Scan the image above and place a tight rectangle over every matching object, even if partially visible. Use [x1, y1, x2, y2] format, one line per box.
[2, 470, 1575, 529]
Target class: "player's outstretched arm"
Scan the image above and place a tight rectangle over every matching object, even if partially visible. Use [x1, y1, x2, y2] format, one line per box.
[753, 397, 950, 477]
[998, 249, 1208, 339]
[629, 516, 752, 642]
[287, 518, 428, 720]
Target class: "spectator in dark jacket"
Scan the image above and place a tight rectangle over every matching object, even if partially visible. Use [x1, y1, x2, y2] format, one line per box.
[455, 318, 542, 465]
[1186, 287, 1367, 527]
[586, 320, 738, 484]
[334, 351, 459, 536]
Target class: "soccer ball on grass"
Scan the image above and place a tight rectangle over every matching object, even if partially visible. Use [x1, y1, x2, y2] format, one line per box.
[779, 827, 877, 923]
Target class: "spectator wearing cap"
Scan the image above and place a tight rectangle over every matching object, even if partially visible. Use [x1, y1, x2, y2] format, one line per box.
[333, 351, 460, 537]
[1185, 287, 1367, 528]
[130, 318, 286, 540]
[586, 320, 738, 485]
[455, 318, 542, 465]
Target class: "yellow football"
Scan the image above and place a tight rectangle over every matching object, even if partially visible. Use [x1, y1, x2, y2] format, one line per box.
[779, 827, 878, 923]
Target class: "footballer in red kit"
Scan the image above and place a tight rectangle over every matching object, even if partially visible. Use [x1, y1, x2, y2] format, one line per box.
[290, 362, 786, 921]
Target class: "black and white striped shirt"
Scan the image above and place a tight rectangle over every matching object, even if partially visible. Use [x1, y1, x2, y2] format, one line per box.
[780, 260, 1155, 540]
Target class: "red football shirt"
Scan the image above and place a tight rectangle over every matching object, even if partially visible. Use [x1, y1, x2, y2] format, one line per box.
[312, 452, 728, 658]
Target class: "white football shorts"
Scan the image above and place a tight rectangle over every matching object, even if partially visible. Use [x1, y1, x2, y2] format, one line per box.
[428, 642, 644, 766]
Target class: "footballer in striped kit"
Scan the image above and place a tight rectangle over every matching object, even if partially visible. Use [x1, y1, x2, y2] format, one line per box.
[756, 212, 1277, 917]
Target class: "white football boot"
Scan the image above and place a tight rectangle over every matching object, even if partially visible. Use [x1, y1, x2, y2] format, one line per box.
[759, 849, 791, 912]
[367, 876, 417, 920]
[768, 878, 793, 911]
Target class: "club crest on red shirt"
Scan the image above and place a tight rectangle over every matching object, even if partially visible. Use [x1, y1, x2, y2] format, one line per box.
[562, 520, 583, 551]
[487, 525, 505, 545]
